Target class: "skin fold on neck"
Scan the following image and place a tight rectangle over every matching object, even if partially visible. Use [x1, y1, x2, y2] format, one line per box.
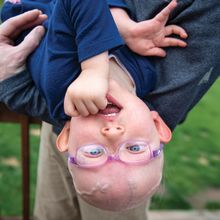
[109, 57, 135, 94]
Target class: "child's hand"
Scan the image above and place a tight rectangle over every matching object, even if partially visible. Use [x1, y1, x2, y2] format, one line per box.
[64, 69, 108, 117]
[64, 52, 109, 117]
[112, 0, 188, 57]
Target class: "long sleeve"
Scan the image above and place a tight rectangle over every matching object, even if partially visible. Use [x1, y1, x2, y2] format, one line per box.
[0, 70, 63, 127]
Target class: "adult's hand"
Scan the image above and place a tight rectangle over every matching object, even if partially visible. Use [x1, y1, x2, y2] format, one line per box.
[0, 9, 47, 81]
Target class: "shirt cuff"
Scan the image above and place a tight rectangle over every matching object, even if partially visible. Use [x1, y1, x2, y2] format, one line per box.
[107, 0, 128, 10]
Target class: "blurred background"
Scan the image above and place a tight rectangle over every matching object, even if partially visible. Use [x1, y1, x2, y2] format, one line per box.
[0, 0, 220, 217]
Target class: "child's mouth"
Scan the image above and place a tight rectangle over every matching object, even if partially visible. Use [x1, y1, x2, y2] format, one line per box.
[98, 94, 122, 117]
[99, 103, 120, 116]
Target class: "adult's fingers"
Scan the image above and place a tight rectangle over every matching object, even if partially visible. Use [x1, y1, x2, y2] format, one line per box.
[19, 14, 47, 33]
[0, 10, 47, 39]
[15, 25, 45, 57]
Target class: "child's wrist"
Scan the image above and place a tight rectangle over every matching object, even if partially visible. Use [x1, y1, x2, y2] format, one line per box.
[81, 67, 109, 78]
[81, 62, 109, 76]
[81, 52, 108, 70]
[110, 8, 136, 42]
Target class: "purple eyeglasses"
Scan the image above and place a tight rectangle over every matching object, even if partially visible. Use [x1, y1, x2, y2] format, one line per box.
[68, 141, 164, 168]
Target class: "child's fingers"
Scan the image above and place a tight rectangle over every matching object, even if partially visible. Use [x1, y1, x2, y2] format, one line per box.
[154, 0, 177, 23]
[161, 37, 187, 47]
[64, 99, 80, 117]
[74, 100, 89, 116]
[71, 109, 80, 117]
[94, 97, 108, 111]
[165, 25, 188, 38]
[84, 100, 99, 115]
[65, 106, 80, 117]
[143, 47, 166, 57]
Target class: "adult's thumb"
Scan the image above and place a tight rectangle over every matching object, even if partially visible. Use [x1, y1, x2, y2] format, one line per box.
[16, 25, 45, 57]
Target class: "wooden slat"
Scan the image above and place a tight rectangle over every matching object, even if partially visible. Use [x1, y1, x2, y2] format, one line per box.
[0, 103, 40, 124]
[0, 217, 33, 220]
[0, 218, 22, 220]
[21, 115, 30, 220]
[0, 103, 41, 220]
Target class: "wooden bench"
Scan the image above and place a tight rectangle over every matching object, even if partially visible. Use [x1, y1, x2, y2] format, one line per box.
[0, 103, 41, 220]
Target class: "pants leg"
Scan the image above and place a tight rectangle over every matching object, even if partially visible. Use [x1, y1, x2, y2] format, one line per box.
[33, 122, 81, 220]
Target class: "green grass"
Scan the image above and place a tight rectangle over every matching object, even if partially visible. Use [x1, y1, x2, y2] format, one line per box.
[0, 124, 40, 216]
[151, 79, 220, 209]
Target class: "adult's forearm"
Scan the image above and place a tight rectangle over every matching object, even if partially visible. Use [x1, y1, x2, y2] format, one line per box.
[0, 70, 62, 127]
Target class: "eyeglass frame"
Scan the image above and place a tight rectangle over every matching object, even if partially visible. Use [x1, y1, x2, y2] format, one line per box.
[68, 140, 164, 168]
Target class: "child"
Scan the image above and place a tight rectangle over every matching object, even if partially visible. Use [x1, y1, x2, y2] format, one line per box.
[56, 60, 173, 211]
[1, 0, 187, 121]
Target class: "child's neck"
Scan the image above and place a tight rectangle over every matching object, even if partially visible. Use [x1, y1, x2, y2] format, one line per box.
[109, 57, 135, 94]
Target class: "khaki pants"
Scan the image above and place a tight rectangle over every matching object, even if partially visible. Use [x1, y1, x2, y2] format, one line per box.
[34, 122, 149, 220]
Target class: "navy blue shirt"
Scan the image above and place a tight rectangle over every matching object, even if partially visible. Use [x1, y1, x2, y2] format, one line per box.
[112, 46, 156, 100]
[1, 0, 156, 122]
[107, 0, 128, 10]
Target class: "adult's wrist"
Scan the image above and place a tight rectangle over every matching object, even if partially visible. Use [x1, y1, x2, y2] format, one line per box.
[0, 61, 26, 82]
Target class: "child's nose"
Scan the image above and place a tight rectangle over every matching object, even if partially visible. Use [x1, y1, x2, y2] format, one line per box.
[101, 125, 125, 141]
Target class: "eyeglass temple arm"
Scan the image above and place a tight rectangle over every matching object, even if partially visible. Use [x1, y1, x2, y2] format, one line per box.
[152, 143, 164, 158]
[68, 155, 77, 164]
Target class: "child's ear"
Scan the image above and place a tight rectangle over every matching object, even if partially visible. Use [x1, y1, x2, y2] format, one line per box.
[56, 121, 70, 152]
[151, 111, 172, 144]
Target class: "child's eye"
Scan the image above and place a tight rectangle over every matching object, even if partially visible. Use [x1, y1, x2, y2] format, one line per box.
[126, 145, 146, 154]
[83, 147, 104, 158]
[90, 148, 103, 155]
